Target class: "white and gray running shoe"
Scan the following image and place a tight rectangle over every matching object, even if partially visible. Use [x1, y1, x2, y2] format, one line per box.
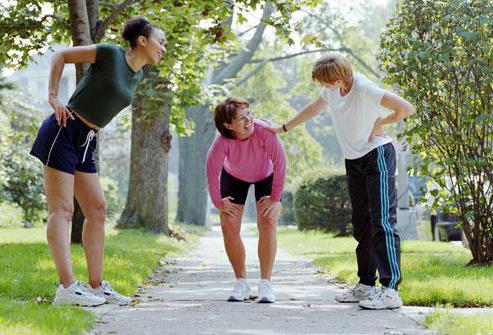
[335, 283, 378, 303]
[228, 278, 253, 302]
[258, 279, 275, 303]
[359, 286, 403, 309]
[86, 280, 132, 306]
[53, 280, 105, 307]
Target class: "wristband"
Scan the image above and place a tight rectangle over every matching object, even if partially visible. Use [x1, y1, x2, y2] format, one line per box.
[282, 124, 288, 132]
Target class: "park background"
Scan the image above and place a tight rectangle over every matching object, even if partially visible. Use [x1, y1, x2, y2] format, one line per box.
[0, 0, 492, 334]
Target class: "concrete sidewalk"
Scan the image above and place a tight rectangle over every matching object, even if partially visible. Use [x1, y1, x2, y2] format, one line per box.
[90, 225, 435, 335]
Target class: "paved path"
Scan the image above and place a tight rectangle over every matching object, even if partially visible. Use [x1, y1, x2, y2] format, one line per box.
[90, 226, 435, 335]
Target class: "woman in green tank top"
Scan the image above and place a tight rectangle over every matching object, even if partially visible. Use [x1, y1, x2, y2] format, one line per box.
[30, 16, 166, 306]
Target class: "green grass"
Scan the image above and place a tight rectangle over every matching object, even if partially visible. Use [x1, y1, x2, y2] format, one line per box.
[278, 228, 493, 307]
[0, 223, 202, 335]
[425, 310, 493, 335]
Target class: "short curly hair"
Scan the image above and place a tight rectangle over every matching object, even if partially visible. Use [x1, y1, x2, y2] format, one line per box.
[213, 97, 250, 139]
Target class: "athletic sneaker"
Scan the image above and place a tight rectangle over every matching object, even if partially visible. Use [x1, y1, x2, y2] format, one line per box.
[335, 283, 377, 303]
[359, 286, 403, 309]
[86, 280, 132, 305]
[228, 278, 252, 302]
[53, 280, 105, 306]
[258, 279, 275, 303]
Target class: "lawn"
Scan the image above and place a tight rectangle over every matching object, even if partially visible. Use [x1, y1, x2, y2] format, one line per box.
[277, 228, 493, 335]
[425, 310, 493, 335]
[277, 228, 493, 307]
[0, 223, 204, 335]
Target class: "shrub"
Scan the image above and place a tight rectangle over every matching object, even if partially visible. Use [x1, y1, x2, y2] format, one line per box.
[380, 0, 493, 264]
[294, 169, 352, 236]
[0, 95, 46, 225]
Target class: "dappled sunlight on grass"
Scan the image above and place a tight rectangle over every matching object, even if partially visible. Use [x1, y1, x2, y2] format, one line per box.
[0, 297, 95, 335]
[0, 227, 46, 244]
[425, 310, 493, 335]
[279, 229, 493, 307]
[0, 224, 201, 334]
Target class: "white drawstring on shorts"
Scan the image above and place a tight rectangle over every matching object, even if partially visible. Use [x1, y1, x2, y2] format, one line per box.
[81, 130, 96, 163]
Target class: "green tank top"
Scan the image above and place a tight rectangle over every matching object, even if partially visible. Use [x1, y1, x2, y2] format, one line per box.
[66, 43, 143, 128]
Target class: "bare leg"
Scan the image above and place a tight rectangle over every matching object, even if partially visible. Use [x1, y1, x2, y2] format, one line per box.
[220, 207, 246, 278]
[44, 167, 75, 288]
[74, 171, 106, 289]
[256, 201, 279, 280]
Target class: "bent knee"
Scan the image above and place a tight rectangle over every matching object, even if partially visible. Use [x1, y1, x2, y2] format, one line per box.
[86, 200, 106, 223]
[220, 219, 241, 236]
[257, 217, 277, 233]
[48, 203, 74, 223]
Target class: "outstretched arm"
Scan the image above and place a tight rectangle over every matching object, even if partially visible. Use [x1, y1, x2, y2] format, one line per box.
[49, 45, 97, 126]
[267, 96, 327, 134]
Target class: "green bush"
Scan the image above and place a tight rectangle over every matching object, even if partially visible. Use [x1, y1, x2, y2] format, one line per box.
[380, 0, 493, 264]
[0, 108, 46, 225]
[294, 169, 352, 236]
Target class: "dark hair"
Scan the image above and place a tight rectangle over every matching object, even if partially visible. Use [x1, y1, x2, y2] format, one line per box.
[214, 97, 250, 139]
[122, 16, 157, 47]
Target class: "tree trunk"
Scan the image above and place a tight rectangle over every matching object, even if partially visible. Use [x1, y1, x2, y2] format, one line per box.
[176, 3, 273, 226]
[118, 68, 172, 233]
[68, 0, 92, 80]
[67, 0, 94, 244]
[176, 105, 216, 226]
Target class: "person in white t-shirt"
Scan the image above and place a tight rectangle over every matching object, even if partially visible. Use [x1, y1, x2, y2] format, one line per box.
[268, 53, 414, 310]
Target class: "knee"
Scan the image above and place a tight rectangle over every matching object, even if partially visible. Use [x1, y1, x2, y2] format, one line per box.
[221, 219, 240, 237]
[86, 199, 106, 224]
[258, 216, 277, 235]
[48, 203, 74, 223]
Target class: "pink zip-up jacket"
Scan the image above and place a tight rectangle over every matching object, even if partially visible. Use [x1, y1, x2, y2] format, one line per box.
[206, 120, 287, 209]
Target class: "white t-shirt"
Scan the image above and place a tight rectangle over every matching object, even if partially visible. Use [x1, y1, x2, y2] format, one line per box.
[319, 73, 393, 160]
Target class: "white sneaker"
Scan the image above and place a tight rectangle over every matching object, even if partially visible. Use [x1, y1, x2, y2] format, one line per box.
[335, 283, 377, 303]
[359, 286, 403, 309]
[53, 281, 105, 306]
[228, 278, 252, 302]
[86, 280, 132, 305]
[258, 279, 275, 303]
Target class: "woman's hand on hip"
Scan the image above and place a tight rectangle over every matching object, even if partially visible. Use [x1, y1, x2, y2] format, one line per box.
[49, 96, 74, 127]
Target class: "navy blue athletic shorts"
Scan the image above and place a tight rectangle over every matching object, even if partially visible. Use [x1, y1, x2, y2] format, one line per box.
[30, 112, 98, 175]
[220, 168, 273, 205]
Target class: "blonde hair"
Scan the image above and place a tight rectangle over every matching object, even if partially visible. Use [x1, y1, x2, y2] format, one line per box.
[312, 53, 353, 84]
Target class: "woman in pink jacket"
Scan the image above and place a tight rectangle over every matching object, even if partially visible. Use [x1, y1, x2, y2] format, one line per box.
[206, 97, 286, 303]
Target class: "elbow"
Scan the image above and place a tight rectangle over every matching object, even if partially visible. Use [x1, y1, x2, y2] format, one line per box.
[52, 51, 65, 65]
[406, 104, 415, 117]
[402, 101, 415, 118]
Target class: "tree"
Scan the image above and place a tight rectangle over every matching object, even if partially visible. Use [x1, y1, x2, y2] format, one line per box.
[0, 91, 46, 226]
[380, 0, 493, 265]
[232, 57, 322, 187]
[1, 0, 141, 242]
[118, 67, 172, 233]
[176, 2, 275, 226]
